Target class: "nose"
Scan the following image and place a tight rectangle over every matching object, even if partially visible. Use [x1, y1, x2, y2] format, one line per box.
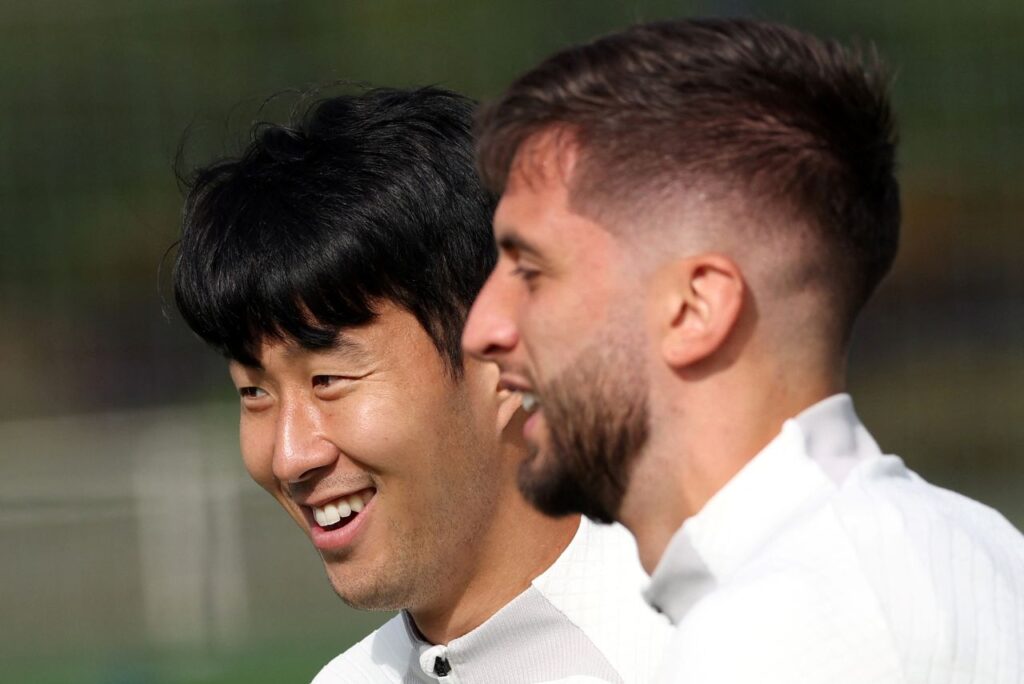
[271, 397, 338, 484]
[463, 269, 520, 362]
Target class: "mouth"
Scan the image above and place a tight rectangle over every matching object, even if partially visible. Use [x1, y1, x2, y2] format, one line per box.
[499, 376, 542, 415]
[519, 391, 541, 414]
[304, 488, 376, 550]
[500, 378, 547, 448]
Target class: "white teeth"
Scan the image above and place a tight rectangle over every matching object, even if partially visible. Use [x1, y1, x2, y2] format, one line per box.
[521, 392, 540, 413]
[312, 491, 372, 527]
[323, 503, 341, 526]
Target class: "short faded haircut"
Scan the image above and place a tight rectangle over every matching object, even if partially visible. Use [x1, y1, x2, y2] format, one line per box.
[476, 18, 899, 330]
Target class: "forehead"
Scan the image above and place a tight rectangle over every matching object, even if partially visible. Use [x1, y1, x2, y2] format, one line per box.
[495, 135, 616, 263]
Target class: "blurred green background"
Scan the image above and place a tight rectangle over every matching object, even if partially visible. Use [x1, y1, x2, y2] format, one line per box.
[1, 1, 1021, 682]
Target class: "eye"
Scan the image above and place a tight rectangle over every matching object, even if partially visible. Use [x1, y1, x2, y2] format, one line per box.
[312, 375, 358, 397]
[236, 385, 272, 411]
[238, 386, 267, 399]
[510, 264, 541, 282]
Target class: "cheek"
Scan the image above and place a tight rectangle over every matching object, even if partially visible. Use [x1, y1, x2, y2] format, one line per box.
[319, 390, 430, 476]
[238, 416, 277, 492]
[321, 395, 397, 464]
[522, 292, 592, 372]
[542, 269, 608, 326]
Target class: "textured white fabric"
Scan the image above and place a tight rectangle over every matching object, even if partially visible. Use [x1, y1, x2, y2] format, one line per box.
[646, 394, 1024, 684]
[313, 518, 671, 683]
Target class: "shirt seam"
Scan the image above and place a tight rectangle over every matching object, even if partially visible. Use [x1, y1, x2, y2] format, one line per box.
[529, 584, 626, 684]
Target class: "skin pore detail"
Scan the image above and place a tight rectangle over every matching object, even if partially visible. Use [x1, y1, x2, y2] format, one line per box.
[465, 135, 845, 571]
[230, 302, 578, 643]
[172, 87, 677, 679]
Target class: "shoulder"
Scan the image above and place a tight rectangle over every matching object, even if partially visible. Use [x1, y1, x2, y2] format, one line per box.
[533, 519, 673, 684]
[310, 615, 410, 684]
[689, 454, 1024, 684]
[835, 455, 1024, 565]
[831, 456, 1024, 619]
[663, 566, 905, 684]
[826, 457, 1024, 678]
[533, 519, 651, 598]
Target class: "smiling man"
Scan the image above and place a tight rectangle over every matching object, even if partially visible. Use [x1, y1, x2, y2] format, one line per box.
[463, 18, 1024, 684]
[173, 86, 669, 683]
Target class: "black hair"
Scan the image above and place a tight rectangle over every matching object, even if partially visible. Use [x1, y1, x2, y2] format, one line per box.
[174, 86, 497, 375]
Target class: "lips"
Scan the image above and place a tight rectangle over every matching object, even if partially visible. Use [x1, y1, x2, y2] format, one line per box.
[304, 488, 377, 551]
[499, 380, 547, 451]
[311, 489, 373, 527]
[499, 375, 542, 414]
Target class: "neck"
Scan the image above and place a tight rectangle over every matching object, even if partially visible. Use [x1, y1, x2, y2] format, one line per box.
[409, 502, 580, 644]
[621, 358, 843, 573]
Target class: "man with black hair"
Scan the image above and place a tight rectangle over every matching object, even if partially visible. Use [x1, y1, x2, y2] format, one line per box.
[464, 18, 1024, 683]
[174, 86, 669, 683]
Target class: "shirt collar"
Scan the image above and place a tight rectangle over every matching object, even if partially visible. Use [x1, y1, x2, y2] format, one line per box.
[644, 393, 881, 623]
[398, 517, 589, 680]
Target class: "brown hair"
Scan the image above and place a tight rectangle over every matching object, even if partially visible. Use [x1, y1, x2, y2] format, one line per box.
[476, 18, 899, 325]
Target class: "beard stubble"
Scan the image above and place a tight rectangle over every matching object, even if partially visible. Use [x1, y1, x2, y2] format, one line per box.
[518, 335, 650, 524]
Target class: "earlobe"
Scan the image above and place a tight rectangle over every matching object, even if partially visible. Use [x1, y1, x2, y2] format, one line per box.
[658, 254, 744, 369]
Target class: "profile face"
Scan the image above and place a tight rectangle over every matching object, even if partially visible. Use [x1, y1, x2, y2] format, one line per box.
[229, 302, 505, 610]
[462, 145, 650, 523]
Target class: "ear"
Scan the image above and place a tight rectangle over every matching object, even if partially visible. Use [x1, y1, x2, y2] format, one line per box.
[653, 254, 745, 369]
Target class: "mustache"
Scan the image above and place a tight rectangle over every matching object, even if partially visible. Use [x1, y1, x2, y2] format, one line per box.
[285, 472, 377, 499]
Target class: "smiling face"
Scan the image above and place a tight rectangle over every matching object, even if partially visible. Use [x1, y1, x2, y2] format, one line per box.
[462, 145, 651, 523]
[230, 302, 505, 611]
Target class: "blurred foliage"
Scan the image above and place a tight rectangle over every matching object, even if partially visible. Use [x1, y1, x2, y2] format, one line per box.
[1, 1, 1021, 682]
[0, 0, 1021, 416]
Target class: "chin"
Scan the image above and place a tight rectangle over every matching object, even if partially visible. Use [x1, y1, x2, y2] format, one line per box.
[323, 559, 410, 612]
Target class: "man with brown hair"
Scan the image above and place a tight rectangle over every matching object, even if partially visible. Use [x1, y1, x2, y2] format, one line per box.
[464, 18, 1024, 683]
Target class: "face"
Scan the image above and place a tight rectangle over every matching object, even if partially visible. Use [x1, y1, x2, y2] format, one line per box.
[462, 148, 650, 523]
[229, 302, 504, 611]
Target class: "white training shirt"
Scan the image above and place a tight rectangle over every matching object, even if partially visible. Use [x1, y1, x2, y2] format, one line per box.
[313, 517, 672, 683]
[646, 394, 1024, 684]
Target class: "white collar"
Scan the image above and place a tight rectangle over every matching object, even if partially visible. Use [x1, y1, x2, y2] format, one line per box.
[643, 394, 882, 623]
[398, 518, 592, 676]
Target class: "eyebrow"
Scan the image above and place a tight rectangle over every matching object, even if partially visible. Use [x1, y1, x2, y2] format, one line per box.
[497, 231, 544, 259]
